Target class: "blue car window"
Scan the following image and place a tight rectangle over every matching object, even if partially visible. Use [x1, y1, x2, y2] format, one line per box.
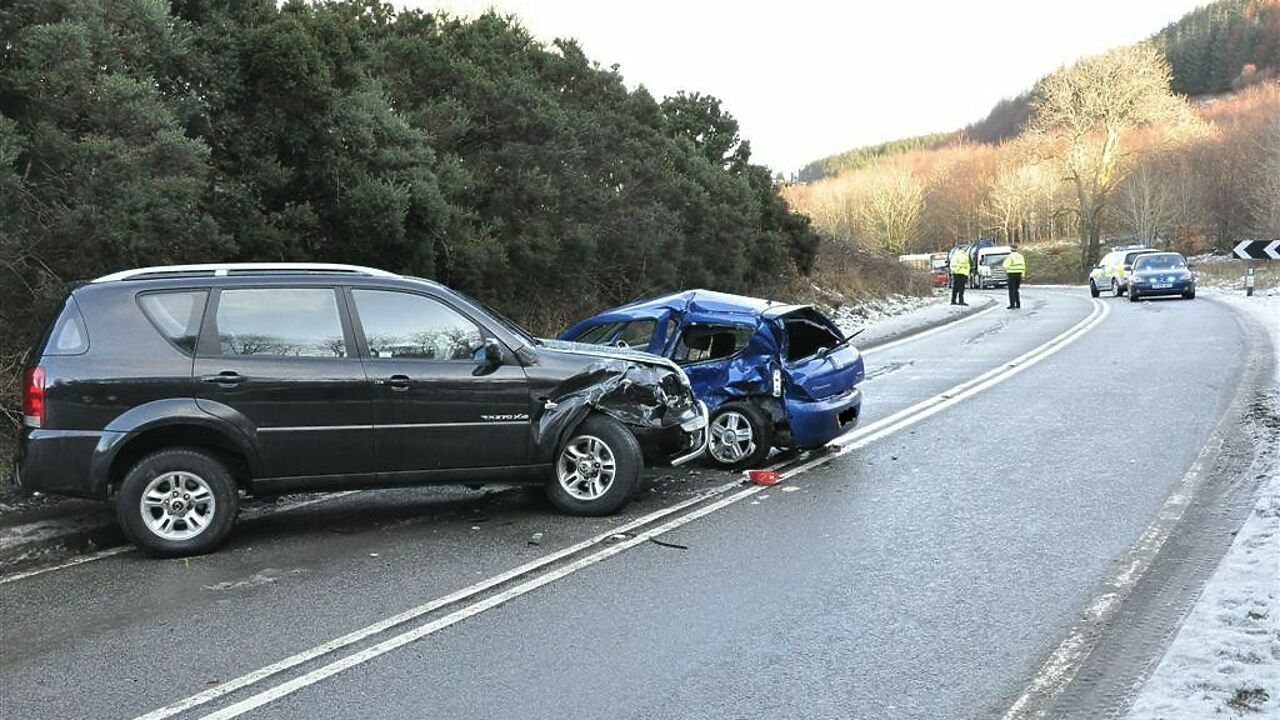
[616, 320, 656, 349]
[574, 322, 622, 344]
[674, 325, 752, 364]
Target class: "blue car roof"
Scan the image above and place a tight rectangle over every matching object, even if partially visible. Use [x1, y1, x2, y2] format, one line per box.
[604, 289, 805, 320]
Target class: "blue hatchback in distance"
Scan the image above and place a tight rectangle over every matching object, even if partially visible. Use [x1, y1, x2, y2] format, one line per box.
[1129, 252, 1196, 301]
[560, 290, 865, 469]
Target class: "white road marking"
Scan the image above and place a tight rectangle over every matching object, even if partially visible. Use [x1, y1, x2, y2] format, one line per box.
[0, 491, 360, 587]
[997, 368, 1242, 718]
[0, 545, 132, 586]
[131, 485, 741, 720]
[862, 300, 1001, 356]
[159, 296, 1107, 720]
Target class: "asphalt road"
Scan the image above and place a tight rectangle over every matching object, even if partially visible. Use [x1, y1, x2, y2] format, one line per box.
[0, 289, 1270, 720]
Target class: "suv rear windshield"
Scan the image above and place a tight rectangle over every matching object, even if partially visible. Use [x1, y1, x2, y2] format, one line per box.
[139, 290, 208, 354]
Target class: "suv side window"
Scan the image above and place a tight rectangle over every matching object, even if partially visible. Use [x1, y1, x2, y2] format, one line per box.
[215, 288, 347, 357]
[352, 290, 484, 361]
[139, 290, 208, 354]
[42, 296, 90, 356]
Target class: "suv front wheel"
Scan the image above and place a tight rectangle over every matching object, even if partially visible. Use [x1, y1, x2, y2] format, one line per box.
[546, 415, 642, 516]
[117, 447, 239, 557]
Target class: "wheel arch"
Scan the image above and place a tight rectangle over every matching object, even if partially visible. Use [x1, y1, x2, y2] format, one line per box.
[92, 400, 261, 497]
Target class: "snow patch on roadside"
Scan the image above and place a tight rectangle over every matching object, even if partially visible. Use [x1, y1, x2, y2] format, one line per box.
[826, 293, 945, 332]
[1125, 290, 1280, 719]
[822, 290, 1004, 349]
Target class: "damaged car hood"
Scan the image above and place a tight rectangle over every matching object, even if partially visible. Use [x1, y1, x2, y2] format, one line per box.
[531, 341, 702, 457]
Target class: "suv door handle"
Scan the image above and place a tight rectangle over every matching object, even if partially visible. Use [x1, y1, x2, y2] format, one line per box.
[200, 371, 245, 386]
[377, 374, 412, 391]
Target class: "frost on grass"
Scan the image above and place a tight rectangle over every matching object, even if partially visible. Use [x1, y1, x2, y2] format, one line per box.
[1126, 292, 1280, 719]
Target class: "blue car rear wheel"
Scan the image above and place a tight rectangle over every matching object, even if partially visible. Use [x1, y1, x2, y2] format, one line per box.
[707, 402, 772, 470]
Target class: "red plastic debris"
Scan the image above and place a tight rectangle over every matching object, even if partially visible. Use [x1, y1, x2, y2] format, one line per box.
[746, 469, 782, 486]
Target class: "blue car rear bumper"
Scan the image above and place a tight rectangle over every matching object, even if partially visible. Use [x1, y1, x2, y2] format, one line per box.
[786, 387, 862, 449]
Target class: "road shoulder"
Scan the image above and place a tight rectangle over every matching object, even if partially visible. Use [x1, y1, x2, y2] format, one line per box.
[1047, 290, 1279, 719]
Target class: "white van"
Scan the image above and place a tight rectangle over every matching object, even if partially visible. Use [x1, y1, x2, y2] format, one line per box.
[974, 245, 1012, 289]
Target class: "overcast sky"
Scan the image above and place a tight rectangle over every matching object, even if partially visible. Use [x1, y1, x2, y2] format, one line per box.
[409, 1, 1205, 173]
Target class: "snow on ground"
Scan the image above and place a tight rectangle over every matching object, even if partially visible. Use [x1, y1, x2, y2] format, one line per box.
[826, 290, 994, 347]
[1125, 289, 1280, 719]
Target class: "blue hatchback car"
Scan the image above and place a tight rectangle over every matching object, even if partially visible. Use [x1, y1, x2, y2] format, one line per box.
[560, 290, 864, 468]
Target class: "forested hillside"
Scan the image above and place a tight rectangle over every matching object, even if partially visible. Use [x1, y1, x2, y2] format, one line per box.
[786, 49, 1280, 276]
[796, 133, 955, 183]
[1157, 0, 1280, 95]
[799, 0, 1280, 181]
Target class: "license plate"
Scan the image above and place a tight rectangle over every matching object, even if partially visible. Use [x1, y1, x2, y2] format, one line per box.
[1153, 283, 1172, 289]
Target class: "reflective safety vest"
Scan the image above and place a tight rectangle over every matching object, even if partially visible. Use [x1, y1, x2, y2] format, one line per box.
[1004, 251, 1026, 275]
[950, 251, 970, 276]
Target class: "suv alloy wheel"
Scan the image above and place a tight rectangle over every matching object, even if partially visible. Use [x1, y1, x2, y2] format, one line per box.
[116, 447, 239, 557]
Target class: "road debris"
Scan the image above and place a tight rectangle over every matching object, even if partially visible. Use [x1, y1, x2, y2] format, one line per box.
[528, 532, 544, 546]
[649, 537, 689, 550]
[746, 469, 782, 485]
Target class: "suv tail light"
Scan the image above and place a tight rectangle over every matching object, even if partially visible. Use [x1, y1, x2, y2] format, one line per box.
[23, 366, 45, 428]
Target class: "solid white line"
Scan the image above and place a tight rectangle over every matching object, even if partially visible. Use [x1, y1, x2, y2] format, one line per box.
[997, 313, 1252, 719]
[131, 484, 740, 720]
[197, 486, 765, 720]
[0, 491, 361, 587]
[778, 297, 1108, 480]
[181, 297, 1109, 720]
[862, 300, 1000, 356]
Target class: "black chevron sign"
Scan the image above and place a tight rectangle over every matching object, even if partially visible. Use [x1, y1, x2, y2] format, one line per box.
[1232, 240, 1280, 260]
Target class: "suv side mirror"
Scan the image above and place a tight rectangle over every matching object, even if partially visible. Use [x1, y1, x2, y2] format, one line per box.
[473, 338, 504, 375]
[1122, 263, 1132, 271]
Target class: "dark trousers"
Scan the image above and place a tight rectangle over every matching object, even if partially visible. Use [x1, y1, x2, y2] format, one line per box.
[1007, 273, 1022, 308]
[951, 274, 967, 305]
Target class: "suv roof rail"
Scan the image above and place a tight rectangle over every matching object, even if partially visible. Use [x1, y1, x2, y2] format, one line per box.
[91, 263, 399, 283]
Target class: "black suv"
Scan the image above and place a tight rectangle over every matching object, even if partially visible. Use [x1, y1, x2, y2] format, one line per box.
[15, 264, 707, 556]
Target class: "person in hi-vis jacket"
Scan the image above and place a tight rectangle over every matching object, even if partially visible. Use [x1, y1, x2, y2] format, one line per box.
[1003, 244, 1026, 309]
[949, 249, 970, 306]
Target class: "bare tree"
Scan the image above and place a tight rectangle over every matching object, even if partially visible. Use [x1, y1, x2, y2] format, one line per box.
[1115, 158, 1179, 244]
[1251, 115, 1280, 237]
[858, 168, 925, 255]
[985, 162, 1056, 244]
[1028, 44, 1199, 273]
